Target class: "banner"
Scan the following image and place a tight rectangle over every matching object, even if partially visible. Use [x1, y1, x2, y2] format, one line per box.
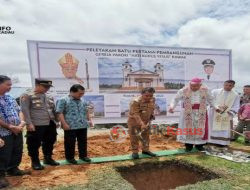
[27, 41, 231, 123]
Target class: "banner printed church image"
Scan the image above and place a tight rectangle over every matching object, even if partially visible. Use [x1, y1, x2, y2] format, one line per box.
[121, 61, 165, 90]
[98, 58, 185, 93]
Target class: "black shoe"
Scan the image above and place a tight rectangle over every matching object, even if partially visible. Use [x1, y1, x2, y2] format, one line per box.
[195, 145, 205, 151]
[32, 159, 45, 170]
[44, 156, 60, 166]
[215, 144, 227, 148]
[7, 167, 31, 176]
[132, 153, 139, 159]
[142, 151, 157, 157]
[0, 177, 9, 189]
[66, 159, 78, 165]
[245, 141, 250, 146]
[80, 157, 91, 162]
[185, 143, 193, 152]
[185, 144, 193, 152]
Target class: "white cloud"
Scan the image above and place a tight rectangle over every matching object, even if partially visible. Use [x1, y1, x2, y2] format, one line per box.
[166, 14, 250, 87]
[0, 0, 249, 89]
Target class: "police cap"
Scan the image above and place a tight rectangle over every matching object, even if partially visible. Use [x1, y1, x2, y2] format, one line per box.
[35, 78, 53, 87]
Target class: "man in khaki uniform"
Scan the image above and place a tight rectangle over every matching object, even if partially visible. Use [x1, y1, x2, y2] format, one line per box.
[128, 87, 157, 159]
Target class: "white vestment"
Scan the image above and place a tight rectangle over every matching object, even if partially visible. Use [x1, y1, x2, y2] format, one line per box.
[170, 87, 214, 145]
[208, 89, 240, 145]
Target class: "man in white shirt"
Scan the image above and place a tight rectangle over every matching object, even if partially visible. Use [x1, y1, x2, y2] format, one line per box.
[208, 80, 240, 146]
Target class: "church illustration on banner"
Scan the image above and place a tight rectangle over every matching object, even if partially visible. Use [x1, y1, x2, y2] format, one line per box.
[120, 60, 165, 90]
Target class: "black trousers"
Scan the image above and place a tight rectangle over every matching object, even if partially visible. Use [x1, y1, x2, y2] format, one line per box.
[26, 120, 57, 159]
[185, 143, 204, 149]
[0, 133, 23, 177]
[64, 128, 87, 160]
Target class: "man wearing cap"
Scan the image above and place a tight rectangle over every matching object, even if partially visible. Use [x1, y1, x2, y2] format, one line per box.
[169, 78, 217, 151]
[202, 59, 216, 80]
[208, 80, 240, 146]
[127, 87, 157, 159]
[20, 79, 59, 170]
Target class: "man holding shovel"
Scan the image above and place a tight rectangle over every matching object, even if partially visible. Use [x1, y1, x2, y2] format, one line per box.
[127, 87, 156, 159]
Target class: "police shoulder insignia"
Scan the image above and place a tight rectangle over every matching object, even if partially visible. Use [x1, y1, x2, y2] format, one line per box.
[21, 95, 27, 101]
[21, 93, 30, 101]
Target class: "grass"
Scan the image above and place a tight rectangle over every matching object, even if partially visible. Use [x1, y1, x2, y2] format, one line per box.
[43, 151, 250, 190]
[16, 138, 250, 190]
[177, 154, 250, 190]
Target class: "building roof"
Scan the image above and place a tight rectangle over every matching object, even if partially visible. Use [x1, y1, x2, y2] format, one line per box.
[129, 69, 158, 75]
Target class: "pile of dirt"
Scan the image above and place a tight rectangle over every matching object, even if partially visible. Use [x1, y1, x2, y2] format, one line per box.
[52, 134, 183, 160]
[8, 134, 183, 189]
[8, 164, 92, 188]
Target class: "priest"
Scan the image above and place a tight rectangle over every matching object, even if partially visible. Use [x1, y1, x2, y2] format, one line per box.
[208, 80, 240, 146]
[169, 78, 218, 151]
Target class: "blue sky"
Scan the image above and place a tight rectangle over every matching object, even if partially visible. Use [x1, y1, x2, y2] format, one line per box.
[121, 97, 167, 113]
[0, 0, 250, 89]
[98, 58, 140, 79]
[155, 98, 167, 112]
[98, 57, 185, 84]
[83, 95, 104, 113]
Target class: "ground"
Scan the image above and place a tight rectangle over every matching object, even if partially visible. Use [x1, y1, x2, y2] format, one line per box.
[6, 129, 250, 190]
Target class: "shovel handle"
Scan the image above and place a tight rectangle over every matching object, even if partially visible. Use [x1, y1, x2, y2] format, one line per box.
[231, 129, 245, 137]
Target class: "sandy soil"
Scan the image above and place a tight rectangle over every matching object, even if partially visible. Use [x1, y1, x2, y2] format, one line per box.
[7, 132, 183, 189]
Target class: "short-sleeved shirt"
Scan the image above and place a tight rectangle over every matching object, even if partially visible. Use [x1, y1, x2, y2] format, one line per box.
[56, 96, 89, 130]
[20, 91, 56, 126]
[0, 94, 21, 136]
[239, 103, 250, 119]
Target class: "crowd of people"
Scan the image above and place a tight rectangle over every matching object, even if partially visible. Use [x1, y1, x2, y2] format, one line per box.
[0, 74, 250, 188]
[0, 75, 93, 188]
[127, 79, 250, 158]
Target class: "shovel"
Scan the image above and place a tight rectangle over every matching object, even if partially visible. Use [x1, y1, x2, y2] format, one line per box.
[136, 122, 150, 144]
[231, 129, 250, 142]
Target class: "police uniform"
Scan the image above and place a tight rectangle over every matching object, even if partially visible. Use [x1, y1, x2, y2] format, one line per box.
[127, 96, 155, 156]
[20, 79, 59, 169]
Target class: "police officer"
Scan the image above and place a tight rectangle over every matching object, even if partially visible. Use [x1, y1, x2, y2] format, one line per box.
[127, 87, 157, 159]
[20, 79, 59, 170]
